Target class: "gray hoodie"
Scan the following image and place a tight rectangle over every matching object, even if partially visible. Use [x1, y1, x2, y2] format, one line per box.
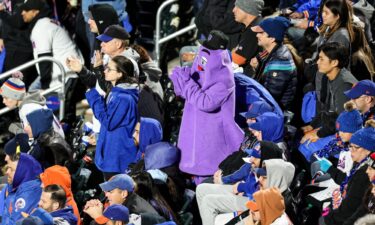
[18, 91, 65, 138]
[265, 159, 295, 193]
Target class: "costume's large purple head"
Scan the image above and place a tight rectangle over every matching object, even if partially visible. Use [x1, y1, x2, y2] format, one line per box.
[191, 30, 234, 89]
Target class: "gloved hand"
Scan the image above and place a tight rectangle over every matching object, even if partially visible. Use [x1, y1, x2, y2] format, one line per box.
[319, 158, 332, 173]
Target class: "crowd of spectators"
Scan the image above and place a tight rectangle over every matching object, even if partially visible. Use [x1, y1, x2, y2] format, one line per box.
[0, 0, 375, 225]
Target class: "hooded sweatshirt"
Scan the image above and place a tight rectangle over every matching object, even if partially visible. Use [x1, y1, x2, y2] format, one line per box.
[137, 117, 163, 160]
[265, 159, 295, 193]
[19, 91, 64, 138]
[249, 112, 284, 143]
[234, 141, 284, 199]
[264, 159, 296, 223]
[253, 187, 291, 225]
[1, 153, 42, 225]
[86, 83, 139, 173]
[40, 166, 80, 225]
[51, 206, 78, 225]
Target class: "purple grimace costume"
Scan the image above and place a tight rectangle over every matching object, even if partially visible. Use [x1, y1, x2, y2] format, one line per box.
[170, 46, 244, 176]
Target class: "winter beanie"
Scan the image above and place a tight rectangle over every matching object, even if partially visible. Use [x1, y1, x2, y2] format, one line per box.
[0, 78, 26, 100]
[350, 120, 375, 152]
[336, 102, 363, 133]
[25, 108, 54, 138]
[4, 133, 30, 155]
[89, 4, 119, 34]
[235, 0, 264, 16]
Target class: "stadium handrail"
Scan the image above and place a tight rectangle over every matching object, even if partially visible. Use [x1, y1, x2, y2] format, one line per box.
[0, 56, 66, 120]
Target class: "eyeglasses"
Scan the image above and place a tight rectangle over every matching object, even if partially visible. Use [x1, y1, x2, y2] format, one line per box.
[104, 66, 118, 72]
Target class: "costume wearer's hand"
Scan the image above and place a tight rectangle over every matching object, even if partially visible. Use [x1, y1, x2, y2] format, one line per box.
[66, 56, 83, 73]
[213, 170, 223, 184]
[290, 12, 303, 19]
[319, 158, 332, 173]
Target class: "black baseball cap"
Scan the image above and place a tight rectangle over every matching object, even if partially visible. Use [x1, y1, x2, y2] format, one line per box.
[20, 0, 46, 11]
[201, 30, 229, 50]
[97, 25, 130, 42]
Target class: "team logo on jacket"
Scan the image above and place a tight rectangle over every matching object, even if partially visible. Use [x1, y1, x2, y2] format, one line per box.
[15, 198, 26, 212]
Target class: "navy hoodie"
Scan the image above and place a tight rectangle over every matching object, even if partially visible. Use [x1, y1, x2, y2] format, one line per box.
[1, 153, 42, 225]
[50, 206, 77, 225]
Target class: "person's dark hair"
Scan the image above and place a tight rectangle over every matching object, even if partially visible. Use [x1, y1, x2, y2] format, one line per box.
[43, 184, 67, 210]
[133, 172, 178, 222]
[318, 0, 354, 42]
[318, 42, 348, 68]
[111, 55, 138, 85]
[131, 44, 151, 64]
[8, 152, 20, 162]
[351, 25, 375, 79]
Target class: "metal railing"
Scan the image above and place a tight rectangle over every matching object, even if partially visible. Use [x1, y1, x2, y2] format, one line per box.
[0, 56, 66, 120]
[154, 0, 197, 67]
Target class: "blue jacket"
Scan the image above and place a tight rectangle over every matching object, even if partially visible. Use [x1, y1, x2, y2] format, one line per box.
[234, 73, 283, 128]
[293, 0, 321, 20]
[255, 44, 297, 110]
[222, 163, 252, 184]
[50, 206, 77, 225]
[86, 84, 138, 173]
[136, 117, 163, 160]
[1, 153, 42, 225]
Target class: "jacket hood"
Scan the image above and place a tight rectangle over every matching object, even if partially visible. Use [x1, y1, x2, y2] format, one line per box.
[40, 165, 73, 200]
[141, 61, 162, 82]
[12, 153, 42, 190]
[253, 187, 285, 225]
[191, 46, 235, 90]
[50, 206, 77, 225]
[89, 4, 119, 34]
[20, 90, 46, 107]
[145, 142, 180, 170]
[139, 117, 163, 153]
[26, 108, 53, 138]
[250, 112, 284, 142]
[109, 83, 138, 103]
[265, 159, 295, 193]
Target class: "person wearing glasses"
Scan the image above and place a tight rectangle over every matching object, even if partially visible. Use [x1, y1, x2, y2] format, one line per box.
[318, 120, 375, 225]
[84, 55, 138, 180]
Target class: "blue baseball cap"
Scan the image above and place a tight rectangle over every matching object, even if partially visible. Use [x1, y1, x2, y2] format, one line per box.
[99, 174, 134, 192]
[97, 25, 130, 42]
[344, 80, 375, 99]
[241, 101, 273, 119]
[251, 16, 291, 42]
[103, 204, 129, 222]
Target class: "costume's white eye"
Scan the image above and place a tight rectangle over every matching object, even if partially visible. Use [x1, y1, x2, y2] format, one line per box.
[201, 56, 207, 66]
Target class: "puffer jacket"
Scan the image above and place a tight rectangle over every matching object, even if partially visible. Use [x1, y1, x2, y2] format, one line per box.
[254, 44, 298, 110]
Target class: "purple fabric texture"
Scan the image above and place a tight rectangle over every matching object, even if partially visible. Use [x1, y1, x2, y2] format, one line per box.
[170, 46, 244, 176]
